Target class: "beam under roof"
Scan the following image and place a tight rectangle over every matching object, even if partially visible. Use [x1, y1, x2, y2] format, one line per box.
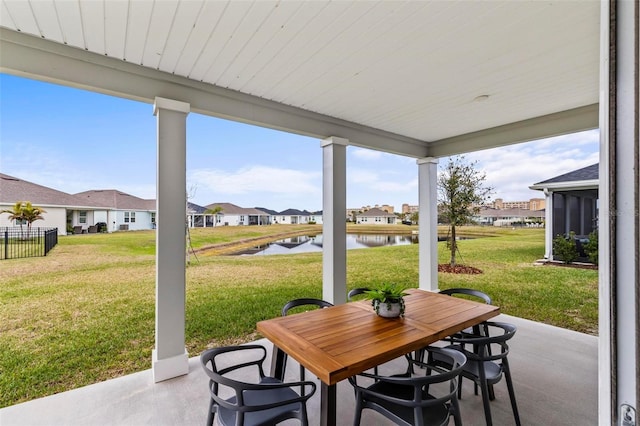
[1, 28, 598, 159]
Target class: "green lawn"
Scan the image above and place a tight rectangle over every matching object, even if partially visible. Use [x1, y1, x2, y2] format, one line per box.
[0, 225, 597, 407]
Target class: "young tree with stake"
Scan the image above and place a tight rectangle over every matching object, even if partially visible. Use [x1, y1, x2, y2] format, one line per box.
[438, 156, 492, 266]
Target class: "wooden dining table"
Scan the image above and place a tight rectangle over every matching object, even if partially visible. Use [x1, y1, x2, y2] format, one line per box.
[256, 288, 500, 426]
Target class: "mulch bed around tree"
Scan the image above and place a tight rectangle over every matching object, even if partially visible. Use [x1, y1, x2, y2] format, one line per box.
[438, 264, 483, 274]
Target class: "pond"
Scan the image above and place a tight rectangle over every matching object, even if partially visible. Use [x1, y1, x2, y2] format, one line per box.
[233, 233, 474, 256]
[234, 234, 415, 256]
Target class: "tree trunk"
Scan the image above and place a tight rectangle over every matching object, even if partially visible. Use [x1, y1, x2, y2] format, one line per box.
[450, 225, 457, 266]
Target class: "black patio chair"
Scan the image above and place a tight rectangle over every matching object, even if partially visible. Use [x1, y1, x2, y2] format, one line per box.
[348, 346, 467, 426]
[439, 287, 493, 342]
[429, 321, 521, 426]
[200, 344, 316, 426]
[281, 298, 333, 388]
[347, 287, 371, 301]
[439, 287, 492, 305]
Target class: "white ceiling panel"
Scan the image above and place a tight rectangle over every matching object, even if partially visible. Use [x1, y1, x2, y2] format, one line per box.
[29, 0, 64, 43]
[171, 0, 228, 77]
[157, 0, 204, 72]
[104, 0, 128, 59]
[188, 1, 253, 82]
[79, 0, 105, 54]
[214, 1, 302, 89]
[0, 0, 600, 155]
[235, 0, 329, 96]
[141, 0, 178, 69]
[203, 1, 279, 86]
[123, 0, 152, 64]
[53, 0, 84, 48]
[3, 0, 40, 36]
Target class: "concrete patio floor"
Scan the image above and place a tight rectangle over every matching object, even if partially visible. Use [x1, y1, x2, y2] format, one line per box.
[1, 314, 597, 426]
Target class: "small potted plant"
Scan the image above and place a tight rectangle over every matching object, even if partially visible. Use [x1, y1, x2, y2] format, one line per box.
[364, 283, 408, 318]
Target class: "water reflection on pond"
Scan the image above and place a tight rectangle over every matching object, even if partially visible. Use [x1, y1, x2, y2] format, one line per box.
[234, 234, 417, 256]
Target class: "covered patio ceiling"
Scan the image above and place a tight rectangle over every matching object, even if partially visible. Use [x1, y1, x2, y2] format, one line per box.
[0, 0, 599, 156]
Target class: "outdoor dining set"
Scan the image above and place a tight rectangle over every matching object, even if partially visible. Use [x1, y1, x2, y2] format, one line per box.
[199, 288, 520, 426]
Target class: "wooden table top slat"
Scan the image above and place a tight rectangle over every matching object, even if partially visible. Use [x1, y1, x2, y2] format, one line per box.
[257, 288, 499, 385]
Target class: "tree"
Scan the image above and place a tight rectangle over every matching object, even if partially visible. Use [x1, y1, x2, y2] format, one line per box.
[1, 201, 46, 237]
[438, 156, 492, 266]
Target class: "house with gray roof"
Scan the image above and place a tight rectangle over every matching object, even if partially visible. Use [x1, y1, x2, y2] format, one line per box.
[187, 202, 220, 228]
[74, 189, 156, 232]
[355, 207, 397, 225]
[206, 202, 271, 226]
[529, 163, 598, 260]
[474, 207, 545, 227]
[0, 173, 157, 235]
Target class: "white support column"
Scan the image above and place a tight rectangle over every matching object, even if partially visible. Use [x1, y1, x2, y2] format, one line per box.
[543, 189, 553, 259]
[321, 137, 348, 305]
[417, 158, 439, 292]
[599, 0, 639, 423]
[152, 97, 190, 382]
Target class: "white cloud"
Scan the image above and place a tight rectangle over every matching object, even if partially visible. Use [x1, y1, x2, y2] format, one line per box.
[351, 148, 383, 161]
[189, 166, 321, 195]
[461, 129, 600, 201]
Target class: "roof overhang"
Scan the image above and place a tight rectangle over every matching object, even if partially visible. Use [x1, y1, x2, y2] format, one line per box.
[0, 0, 600, 158]
[529, 179, 599, 192]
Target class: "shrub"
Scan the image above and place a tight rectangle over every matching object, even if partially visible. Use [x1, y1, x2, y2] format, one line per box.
[583, 230, 598, 265]
[553, 231, 579, 264]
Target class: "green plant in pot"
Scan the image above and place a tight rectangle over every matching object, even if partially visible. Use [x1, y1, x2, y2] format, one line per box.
[364, 283, 408, 318]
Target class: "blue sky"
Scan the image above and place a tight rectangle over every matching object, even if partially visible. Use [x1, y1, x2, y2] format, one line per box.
[0, 73, 599, 212]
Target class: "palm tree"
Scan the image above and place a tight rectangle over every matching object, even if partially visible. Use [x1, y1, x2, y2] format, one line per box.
[21, 202, 47, 237]
[1, 202, 26, 234]
[1, 201, 47, 238]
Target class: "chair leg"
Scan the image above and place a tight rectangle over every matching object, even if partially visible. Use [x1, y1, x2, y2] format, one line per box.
[503, 359, 521, 426]
[478, 368, 494, 426]
[300, 365, 306, 396]
[353, 394, 363, 426]
[451, 397, 463, 426]
[206, 400, 215, 426]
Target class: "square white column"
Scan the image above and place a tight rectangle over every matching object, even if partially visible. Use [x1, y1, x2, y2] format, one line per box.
[321, 137, 348, 304]
[152, 97, 190, 382]
[544, 189, 553, 259]
[417, 158, 438, 291]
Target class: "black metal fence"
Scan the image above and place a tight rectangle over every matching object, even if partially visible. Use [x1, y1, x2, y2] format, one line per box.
[1, 227, 58, 260]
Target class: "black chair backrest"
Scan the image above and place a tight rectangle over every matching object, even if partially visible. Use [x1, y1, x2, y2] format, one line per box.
[440, 287, 492, 304]
[282, 298, 333, 316]
[200, 344, 316, 413]
[350, 346, 467, 409]
[347, 288, 371, 301]
[451, 321, 516, 361]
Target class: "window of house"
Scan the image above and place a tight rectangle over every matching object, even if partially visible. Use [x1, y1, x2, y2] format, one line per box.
[240, 216, 245, 222]
[79, 211, 87, 224]
[150, 213, 156, 224]
[15, 218, 27, 226]
[124, 212, 136, 223]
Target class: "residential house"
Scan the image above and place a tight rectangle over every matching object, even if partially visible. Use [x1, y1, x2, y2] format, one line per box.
[307, 210, 323, 225]
[474, 207, 545, 227]
[276, 208, 309, 225]
[1, 173, 91, 235]
[187, 202, 219, 228]
[206, 202, 270, 226]
[356, 207, 397, 225]
[529, 163, 599, 260]
[255, 207, 279, 225]
[0, 173, 156, 235]
[74, 189, 156, 232]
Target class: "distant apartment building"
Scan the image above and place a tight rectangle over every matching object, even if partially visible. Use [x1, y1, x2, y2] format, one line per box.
[401, 203, 419, 214]
[491, 198, 545, 211]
